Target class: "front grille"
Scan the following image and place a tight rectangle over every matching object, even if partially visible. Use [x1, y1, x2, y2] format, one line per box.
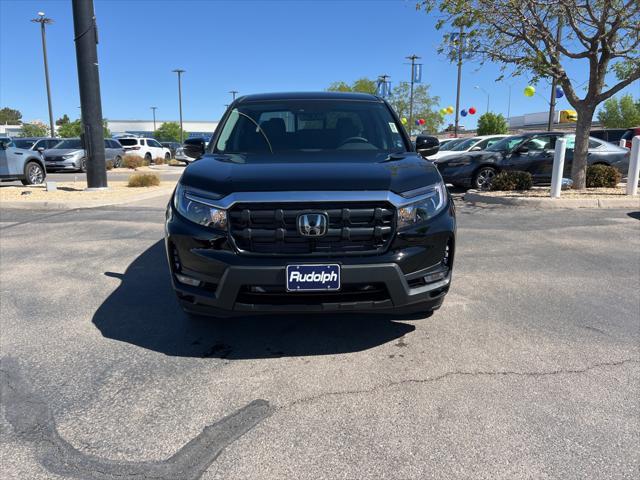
[45, 156, 64, 161]
[228, 202, 395, 255]
[237, 283, 390, 305]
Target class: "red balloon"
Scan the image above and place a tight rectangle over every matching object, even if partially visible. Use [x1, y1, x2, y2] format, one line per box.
[419, 118, 425, 125]
[469, 107, 477, 115]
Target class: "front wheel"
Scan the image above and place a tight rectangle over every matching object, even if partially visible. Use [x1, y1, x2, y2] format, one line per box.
[21, 161, 46, 185]
[79, 158, 87, 173]
[165, 152, 171, 161]
[472, 166, 497, 190]
[114, 155, 123, 168]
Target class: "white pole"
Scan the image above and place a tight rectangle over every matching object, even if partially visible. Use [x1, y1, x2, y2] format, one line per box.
[550, 137, 567, 198]
[619, 139, 627, 148]
[626, 136, 640, 196]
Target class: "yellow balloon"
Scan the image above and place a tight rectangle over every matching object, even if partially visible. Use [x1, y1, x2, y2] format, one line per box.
[446, 106, 454, 114]
[401, 117, 408, 125]
[524, 85, 535, 97]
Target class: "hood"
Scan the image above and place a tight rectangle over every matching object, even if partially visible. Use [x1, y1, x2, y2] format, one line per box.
[431, 150, 466, 162]
[44, 148, 84, 157]
[180, 151, 443, 196]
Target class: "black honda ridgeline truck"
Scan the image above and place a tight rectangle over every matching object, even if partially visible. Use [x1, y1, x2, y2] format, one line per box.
[165, 92, 455, 317]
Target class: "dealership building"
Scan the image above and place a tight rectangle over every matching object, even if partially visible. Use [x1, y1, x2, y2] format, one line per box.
[107, 119, 219, 139]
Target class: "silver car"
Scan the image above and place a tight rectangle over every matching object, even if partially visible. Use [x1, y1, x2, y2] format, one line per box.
[0, 137, 47, 185]
[44, 138, 126, 172]
[13, 137, 62, 153]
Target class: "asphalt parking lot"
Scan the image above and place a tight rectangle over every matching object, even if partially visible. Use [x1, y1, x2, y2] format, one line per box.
[1, 194, 638, 480]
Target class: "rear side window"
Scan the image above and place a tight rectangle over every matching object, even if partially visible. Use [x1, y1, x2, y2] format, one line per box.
[118, 138, 138, 146]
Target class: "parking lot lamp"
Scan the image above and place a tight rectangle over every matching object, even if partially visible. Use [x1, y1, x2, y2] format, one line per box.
[474, 85, 490, 113]
[172, 69, 185, 143]
[229, 90, 238, 102]
[31, 12, 55, 137]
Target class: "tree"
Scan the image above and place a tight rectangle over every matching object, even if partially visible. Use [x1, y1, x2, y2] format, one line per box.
[387, 83, 443, 135]
[57, 119, 111, 138]
[327, 78, 378, 94]
[476, 112, 509, 135]
[418, 0, 640, 188]
[328, 78, 443, 134]
[153, 121, 189, 142]
[597, 94, 640, 128]
[0, 107, 22, 125]
[56, 114, 70, 126]
[18, 121, 49, 137]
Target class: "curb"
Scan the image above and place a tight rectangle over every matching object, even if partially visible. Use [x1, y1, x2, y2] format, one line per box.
[464, 191, 640, 209]
[1, 186, 175, 210]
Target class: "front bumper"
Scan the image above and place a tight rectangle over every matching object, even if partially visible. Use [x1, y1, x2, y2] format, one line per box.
[165, 196, 455, 316]
[45, 159, 81, 171]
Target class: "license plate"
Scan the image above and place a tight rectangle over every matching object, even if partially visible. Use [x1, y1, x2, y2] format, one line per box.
[286, 264, 341, 292]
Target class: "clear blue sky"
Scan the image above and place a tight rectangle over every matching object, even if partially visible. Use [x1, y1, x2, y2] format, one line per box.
[1, 0, 638, 129]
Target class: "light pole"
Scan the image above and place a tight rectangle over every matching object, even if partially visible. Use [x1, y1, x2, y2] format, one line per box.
[150, 106, 158, 132]
[31, 12, 55, 137]
[172, 69, 185, 143]
[406, 54, 421, 134]
[229, 90, 238, 102]
[474, 85, 490, 113]
[453, 25, 464, 137]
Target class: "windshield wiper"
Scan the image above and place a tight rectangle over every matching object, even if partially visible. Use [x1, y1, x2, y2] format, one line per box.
[235, 111, 273, 154]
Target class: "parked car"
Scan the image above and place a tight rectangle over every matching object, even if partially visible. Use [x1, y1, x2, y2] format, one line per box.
[175, 138, 209, 164]
[434, 132, 630, 189]
[620, 127, 640, 149]
[0, 137, 47, 185]
[589, 128, 628, 145]
[429, 135, 508, 161]
[160, 141, 181, 157]
[13, 137, 61, 152]
[43, 138, 125, 172]
[166, 91, 454, 318]
[117, 137, 171, 162]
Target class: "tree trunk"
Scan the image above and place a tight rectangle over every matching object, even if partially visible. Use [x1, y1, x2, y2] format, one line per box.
[571, 105, 596, 189]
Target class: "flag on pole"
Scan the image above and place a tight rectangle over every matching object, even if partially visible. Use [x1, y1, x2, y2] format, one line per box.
[413, 64, 422, 83]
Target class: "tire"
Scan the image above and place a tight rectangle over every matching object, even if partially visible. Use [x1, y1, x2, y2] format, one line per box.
[165, 152, 171, 161]
[114, 155, 122, 168]
[79, 158, 87, 173]
[145, 153, 152, 165]
[21, 161, 45, 185]
[472, 166, 497, 190]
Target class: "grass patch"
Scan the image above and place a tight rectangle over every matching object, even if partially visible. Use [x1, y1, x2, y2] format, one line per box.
[153, 156, 166, 165]
[127, 173, 160, 187]
[105, 160, 114, 170]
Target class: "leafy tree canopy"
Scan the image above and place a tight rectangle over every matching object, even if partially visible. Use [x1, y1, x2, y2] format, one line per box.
[153, 121, 189, 142]
[18, 121, 49, 138]
[57, 119, 111, 138]
[56, 114, 71, 126]
[597, 94, 640, 128]
[0, 107, 22, 125]
[476, 112, 509, 135]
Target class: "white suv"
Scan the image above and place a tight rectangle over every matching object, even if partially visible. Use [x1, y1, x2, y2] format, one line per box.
[117, 137, 171, 162]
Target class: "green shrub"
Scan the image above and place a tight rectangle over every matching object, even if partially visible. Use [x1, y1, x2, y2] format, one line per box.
[586, 164, 621, 188]
[127, 173, 160, 187]
[122, 155, 145, 169]
[105, 160, 114, 170]
[490, 171, 533, 191]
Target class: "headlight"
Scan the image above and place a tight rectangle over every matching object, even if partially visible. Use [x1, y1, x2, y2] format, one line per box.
[397, 182, 447, 228]
[173, 184, 227, 230]
[62, 152, 81, 160]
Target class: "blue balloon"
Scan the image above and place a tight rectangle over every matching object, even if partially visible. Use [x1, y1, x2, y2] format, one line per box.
[415, 119, 420, 125]
[461, 109, 468, 117]
[555, 86, 564, 99]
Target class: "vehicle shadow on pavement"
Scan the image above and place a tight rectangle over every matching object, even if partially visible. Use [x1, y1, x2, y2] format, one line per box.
[92, 240, 416, 359]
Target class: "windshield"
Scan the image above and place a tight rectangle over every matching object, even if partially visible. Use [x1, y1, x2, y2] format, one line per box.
[214, 100, 407, 155]
[54, 139, 83, 149]
[486, 136, 527, 152]
[450, 137, 479, 151]
[439, 138, 465, 151]
[13, 139, 36, 149]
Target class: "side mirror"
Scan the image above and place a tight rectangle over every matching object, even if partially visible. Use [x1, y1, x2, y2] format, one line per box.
[415, 135, 440, 158]
[470, 146, 482, 151]
[37, 147, 45, 153]
[0, 142, 7, 150]
[516, 145, 529, 154]
[183, 138, 205, 159]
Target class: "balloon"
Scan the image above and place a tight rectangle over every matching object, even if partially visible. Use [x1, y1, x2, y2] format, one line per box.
[468, 107, 477, 115]
[524, 85, 535, 97]
[446, 106, 454, 114]
[415, 119, 420, 126]
[555, 86, 564, 99]
[461, 109, 468, 117]
[419, 118, 425, 125]
[401, 117, 408, 125]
